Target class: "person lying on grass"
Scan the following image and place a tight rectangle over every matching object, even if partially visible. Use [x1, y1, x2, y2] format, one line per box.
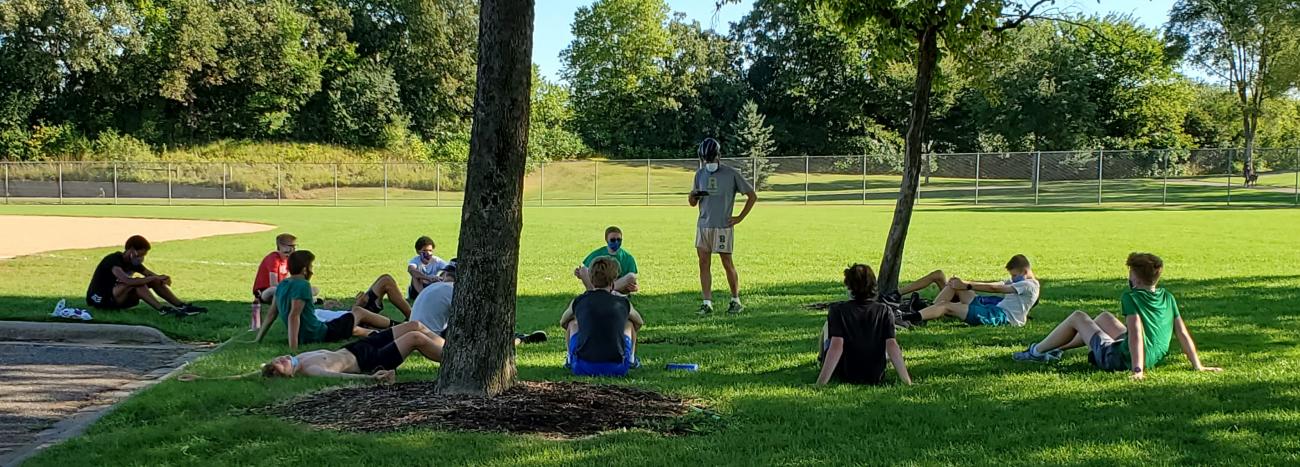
[410, 261, 547, 344]
[575, 226, 639, 294]
[561, 256, 644, 377]
[252, 233, 318, 305]
[256, 250, 400, 353]
[407, 235, 450, 302]
[817, 264, 912, 386]
[85, 235, 206, 317]
[1013, 252, 1222, 380]
[897, 254, 1040, 327]
[185, 321, 442, 383]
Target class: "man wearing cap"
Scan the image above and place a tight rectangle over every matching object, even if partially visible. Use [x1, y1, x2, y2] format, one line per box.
[690, 137, 759, 315]
[410, 259, 546, 344]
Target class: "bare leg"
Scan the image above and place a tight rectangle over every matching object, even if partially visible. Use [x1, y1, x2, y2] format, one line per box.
[394, 331, 444, 362]
[118, 284, 161, 310]
[1059, 311, 1126, 350]
[259, 286, 277, 304]
[369, 274, 413, 319]
[348, 306, 394, 329]
[614, 273, 638, 294]
[624, 321, 638, 360]
[697, 247, 713, 301]
[1034, 311, 1104, 353]
[148, 282, 186, 307]
[919, 301, 969, 321]
[900, 270, 947, 295]
[719, 253, 740, 299]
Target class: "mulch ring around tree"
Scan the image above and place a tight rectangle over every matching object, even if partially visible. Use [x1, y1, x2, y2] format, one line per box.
[260, 380, 719, 439]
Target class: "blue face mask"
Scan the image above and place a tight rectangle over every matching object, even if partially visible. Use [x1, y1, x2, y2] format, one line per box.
[130, 255, 144, 266]
[289, 355, 299, 373]
[420, 251, 434, 261]
[607, 239, 622, 252]
[1011, 274, 1025, 283]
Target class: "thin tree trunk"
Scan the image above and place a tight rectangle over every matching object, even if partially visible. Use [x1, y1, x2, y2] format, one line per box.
[878, 25, 938, 295]
[435, 0, 534, 397]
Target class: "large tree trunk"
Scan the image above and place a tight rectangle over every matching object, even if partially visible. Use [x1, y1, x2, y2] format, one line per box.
[435, 0, 534, 397]
[878, 25, 939, 295]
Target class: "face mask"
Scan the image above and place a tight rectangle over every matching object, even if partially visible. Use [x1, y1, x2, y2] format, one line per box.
[420, 251, 433, 261]
[705, 163, 719, 173]
[304, 268, 313, 281]
[607, 239, 622, 252]
[288, 356, 300, 374]
[130, 254, 144, 266]
[1011, 274, 1025, 283]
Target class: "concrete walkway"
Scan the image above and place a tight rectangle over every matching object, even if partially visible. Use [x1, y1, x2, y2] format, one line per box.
[0, 322, 211, 467]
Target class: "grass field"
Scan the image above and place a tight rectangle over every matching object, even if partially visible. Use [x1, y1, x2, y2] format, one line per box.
[2, 203, 1299, 465]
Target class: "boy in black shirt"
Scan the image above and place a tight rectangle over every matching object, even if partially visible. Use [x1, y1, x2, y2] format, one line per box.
[86, 235, 205, 316]
[560, 257, 645, 377]
[817, 264, 912, 385]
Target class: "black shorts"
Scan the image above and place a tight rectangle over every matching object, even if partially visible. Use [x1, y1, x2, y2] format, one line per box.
[323, 312, 357, 342]
[407, 283, 418, 303]
[343, 329, 405, 373]
[363, 290, 384, 313]
[253, 288, 272, 304]
[86, 289, 139, 310]
[1088, 332, 1128, 371]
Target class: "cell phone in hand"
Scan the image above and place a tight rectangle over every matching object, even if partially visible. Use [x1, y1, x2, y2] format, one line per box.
[692, 190, 710, 197]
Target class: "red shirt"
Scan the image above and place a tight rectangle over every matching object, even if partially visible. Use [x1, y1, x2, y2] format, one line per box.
[253, 252, 289, 292]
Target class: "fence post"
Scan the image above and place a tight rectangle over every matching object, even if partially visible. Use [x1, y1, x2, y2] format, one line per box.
[593, 160, 599, 206]
[974, 152, 981, 205]
[222, 163, 228, 206]
[57, 162, 64, 204]
[539, 161, 545, 207]
[1162, 150, 1169, 206]
[434, 163, 440, 207]
[804, 154, 810, 205]
[1097, 149, 1103, 205]
[112, 162, 118, 204]
[1034, 152, 1041, 205]
[861, 153, 867, 205]
[919, 153, 928, 203]
[1227, 149, 1233, 205]
[167, 162, 175, 205]
[1294, 148, 1298, 206]
[383, 161, 389, 207]
[276, 163, 282, 205]
[645, 158, 651, 206]
[333, 164, 339, 207]
[2, 162, 7, 204]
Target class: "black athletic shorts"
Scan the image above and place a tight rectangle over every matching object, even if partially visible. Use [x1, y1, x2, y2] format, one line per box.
[363, 290, 384, 313]
[86, 288, 139, 310]
[343, 328, 404, 374]
[323, 312, 357, 342]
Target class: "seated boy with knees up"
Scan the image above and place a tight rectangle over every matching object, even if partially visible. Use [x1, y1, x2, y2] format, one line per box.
[252, 233, 317, 304]
[407, 236, 450, 301]
[898, 254, 1040, 327]
[256, 250, 399, 352]
[1013, 253, 1221, 380]
[576, 226, 638, 294]
[410, 260, 547, 344]
[817, 264, 912, 386]
[560, 257, 644, 377]
[86, 235, 206, 316]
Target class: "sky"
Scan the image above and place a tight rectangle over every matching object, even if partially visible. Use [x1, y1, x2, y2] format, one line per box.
[532, 0, 1187, 82]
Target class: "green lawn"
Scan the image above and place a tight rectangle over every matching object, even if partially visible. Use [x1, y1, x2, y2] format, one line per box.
[2, 204, 1299, 465]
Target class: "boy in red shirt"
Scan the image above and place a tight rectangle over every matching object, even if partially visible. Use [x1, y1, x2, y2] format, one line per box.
[253, 233, 317, 304]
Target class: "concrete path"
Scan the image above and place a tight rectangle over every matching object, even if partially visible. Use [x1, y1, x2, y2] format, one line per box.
[0, 322, 211, 467]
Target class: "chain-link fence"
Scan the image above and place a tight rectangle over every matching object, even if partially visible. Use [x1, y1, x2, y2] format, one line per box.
[4, 148, 1298, 207]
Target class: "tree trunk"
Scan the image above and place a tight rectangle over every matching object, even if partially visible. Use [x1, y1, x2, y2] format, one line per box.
[1243, 109, 1256, 179]
[435, 0, 534, 397]
[878, 25, 939, 295]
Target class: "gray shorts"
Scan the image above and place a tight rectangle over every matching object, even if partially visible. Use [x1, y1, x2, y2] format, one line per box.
[1088, 332, 1127, 371]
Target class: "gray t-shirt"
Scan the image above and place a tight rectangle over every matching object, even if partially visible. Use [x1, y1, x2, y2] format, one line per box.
[410, 282, 454, 334]
[693, 165, 754, 228]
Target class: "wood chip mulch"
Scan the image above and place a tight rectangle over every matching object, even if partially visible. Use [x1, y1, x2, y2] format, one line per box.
[260, 380, 701, 438]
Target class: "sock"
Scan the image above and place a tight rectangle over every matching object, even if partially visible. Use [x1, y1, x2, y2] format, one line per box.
[731, 296, 741, 305]
[1030, 342, 1046, 356]
[703, 299, 713, 307]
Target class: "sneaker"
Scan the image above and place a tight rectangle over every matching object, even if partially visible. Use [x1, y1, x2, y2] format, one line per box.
[630, 356, 642, 369]
[182, 304, 208, 314]
[726, 301, 745, 315]
[1013, 344, 1060, 363]
[159, 306, 182, 317]
[173, 306, 202, 317]
[696, 304, 714, 316]
[516, 331, 548, 344]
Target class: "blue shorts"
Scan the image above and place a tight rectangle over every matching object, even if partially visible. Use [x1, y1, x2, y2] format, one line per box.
[568, 334, 633, 377]
[1088, 332, 1128, 371]
[964, 297, 1009, 326]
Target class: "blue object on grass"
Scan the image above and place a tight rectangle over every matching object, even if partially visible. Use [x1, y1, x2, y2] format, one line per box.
[666, 363, 699, 371]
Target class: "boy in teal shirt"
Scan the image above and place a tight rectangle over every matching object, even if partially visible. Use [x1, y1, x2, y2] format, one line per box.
[257, 250, 397, 352]
[576, 226, 639, 294]
[1013, 252, 1221, 380]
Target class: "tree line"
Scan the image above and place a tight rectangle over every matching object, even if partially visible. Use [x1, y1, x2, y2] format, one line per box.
[2, 0, 1298, 171]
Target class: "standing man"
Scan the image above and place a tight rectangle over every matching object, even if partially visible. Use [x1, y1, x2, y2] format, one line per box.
[689, 137, 758, 315]
[576, 226, 638, 294]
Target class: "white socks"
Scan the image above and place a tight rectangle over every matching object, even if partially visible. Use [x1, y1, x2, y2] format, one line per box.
[731, 296, 741, 305]
[703, 299, 713, 307]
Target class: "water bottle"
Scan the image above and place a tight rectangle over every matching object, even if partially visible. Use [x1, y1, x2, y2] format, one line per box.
[250, 301, 261, 331]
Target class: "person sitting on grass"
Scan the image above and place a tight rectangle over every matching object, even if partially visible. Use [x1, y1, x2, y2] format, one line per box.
[410, 260, 547, 344]
[252, 233, 318, 305]
[256, 250, 400, 352]
[575, 226, 638, 294]
[185, 321, 442, 383]
[560, 257, 644, 377]
[1013, 253, 1222, 380]
[85, 235, 206, 317]
[407, 235, 450, 302]
[898, 254, 1040, 327]
[817, 264, 913, 386]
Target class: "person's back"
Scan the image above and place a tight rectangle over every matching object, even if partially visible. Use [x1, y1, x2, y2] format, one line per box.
[410, 281, 454, 335]
[997, 277, 1040, 326]
[1119, 287, 1179, 369]
[275, 276, 326, 343]
[572, 289, 632, 364]
[826, 299, 896, 385]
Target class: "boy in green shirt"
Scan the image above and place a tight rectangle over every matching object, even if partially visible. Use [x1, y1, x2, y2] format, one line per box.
[575, 226, 639, 294]
[1013, 252, 1221, 380]
[256, 250, 398, 352]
